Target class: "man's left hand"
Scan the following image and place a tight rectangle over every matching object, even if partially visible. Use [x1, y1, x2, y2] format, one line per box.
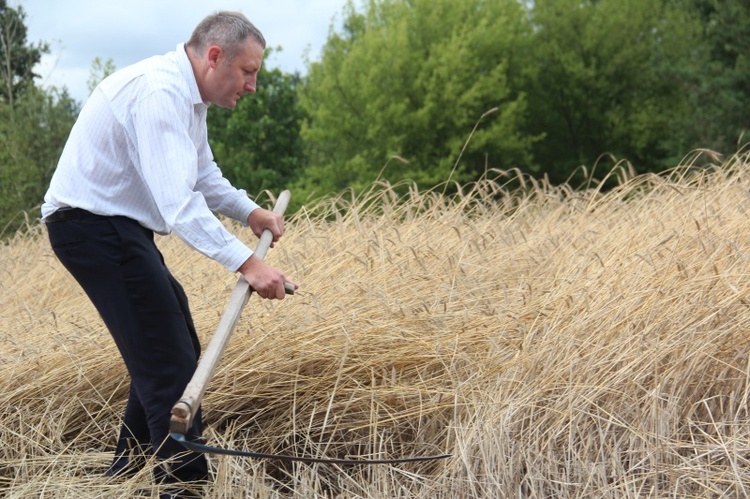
[248, 208, 284, 247]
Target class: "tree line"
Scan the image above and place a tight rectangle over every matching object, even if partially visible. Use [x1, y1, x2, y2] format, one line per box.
[1, 0, 748, 234]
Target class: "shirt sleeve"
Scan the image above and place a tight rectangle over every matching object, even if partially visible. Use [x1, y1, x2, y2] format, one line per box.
[130, 88, 252, 272]
[194, 128, 259, 225]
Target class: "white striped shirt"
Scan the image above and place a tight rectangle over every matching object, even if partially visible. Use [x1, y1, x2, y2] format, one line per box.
[42, 44, 258, 272]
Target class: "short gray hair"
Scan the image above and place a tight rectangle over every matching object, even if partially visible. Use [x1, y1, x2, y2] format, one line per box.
[187, 11, 266, 61]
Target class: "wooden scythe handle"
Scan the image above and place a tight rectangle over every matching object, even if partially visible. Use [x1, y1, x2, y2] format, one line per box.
[170, 190, 292, 434]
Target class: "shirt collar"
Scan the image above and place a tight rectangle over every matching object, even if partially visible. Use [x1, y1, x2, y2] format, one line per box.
[176, 43, 205, 107]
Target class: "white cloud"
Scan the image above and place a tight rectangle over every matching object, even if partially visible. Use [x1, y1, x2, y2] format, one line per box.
[19, 0, 349, 103]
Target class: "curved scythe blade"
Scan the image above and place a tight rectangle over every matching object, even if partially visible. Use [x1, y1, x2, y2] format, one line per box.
[171, 432, 451, 465]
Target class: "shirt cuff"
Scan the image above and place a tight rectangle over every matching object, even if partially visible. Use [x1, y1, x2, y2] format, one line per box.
[215, 238, 254, 272]
[226, 194, 259, 226]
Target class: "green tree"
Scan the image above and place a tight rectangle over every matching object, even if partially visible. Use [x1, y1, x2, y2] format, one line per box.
[298, 0, 536, 198]
[665, 0, 750, 157]
[0, 1, 48, 108]
[0, 1, 77, 235]
[87, 56, 116, 95]
[207, 58, 306, 198]
[521, 0, 704, 183]
[0, 85, 78, 234]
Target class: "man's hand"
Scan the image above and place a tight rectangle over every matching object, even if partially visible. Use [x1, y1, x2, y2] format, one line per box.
[237, 255, 297, 300]
[242, 208, 298, 299]
[248, 208, 284, 248]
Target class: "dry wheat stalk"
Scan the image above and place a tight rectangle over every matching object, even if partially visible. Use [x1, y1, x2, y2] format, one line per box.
[2, 152, 750, 497]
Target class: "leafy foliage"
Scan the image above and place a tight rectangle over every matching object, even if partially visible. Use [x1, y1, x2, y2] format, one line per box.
[3, 0, 750, 232]
[86, 56, 116, 95]
[207, 58, 306, 199]
[0, 86, 78, 234]
[297, 0, 750, 191]
[0, 2, 77, 236]
[297, 0, 538, 198]
[519, 0, 709, 182]
[0, 1, 47, 107]
[666, 0, 750, 157]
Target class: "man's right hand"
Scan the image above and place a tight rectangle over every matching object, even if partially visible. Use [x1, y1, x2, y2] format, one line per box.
[237, 255, 297, 300]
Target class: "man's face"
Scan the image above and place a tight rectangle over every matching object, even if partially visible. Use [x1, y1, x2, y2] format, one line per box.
[204, 38, 264, 109]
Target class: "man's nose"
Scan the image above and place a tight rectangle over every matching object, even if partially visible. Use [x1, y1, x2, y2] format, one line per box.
[245, 76, 257, 94]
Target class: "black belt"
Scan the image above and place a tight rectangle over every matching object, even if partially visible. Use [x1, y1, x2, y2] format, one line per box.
[45, 207, 101, 223]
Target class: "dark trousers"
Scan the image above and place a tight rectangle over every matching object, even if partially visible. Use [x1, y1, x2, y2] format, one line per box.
[47, 211, 208, 484]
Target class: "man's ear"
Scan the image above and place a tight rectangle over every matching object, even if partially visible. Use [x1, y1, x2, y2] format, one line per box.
[207, 46, 222, 69]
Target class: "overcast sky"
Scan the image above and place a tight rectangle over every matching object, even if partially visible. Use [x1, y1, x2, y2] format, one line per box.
[19, 0, 350, 103]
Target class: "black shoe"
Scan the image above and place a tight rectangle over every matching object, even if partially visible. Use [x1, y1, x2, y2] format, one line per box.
[104, 453, 148, 479]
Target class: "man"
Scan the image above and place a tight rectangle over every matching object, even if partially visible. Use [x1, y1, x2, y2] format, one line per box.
[41, 11, 294, 495]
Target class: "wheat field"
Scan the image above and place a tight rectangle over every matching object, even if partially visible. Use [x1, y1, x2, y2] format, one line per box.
[2, 153, 750, 498]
